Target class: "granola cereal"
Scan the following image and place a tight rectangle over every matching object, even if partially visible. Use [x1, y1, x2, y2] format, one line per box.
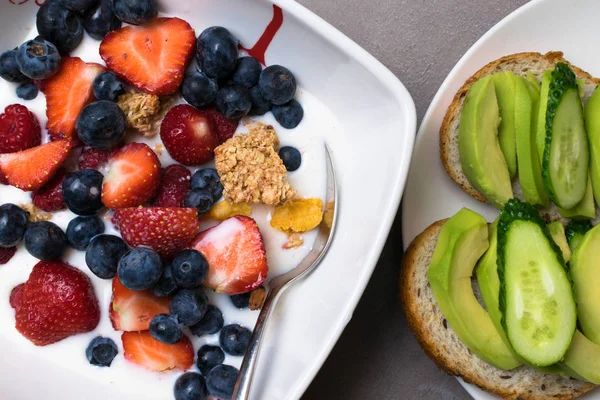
[270, 198, 323, 233]
[19, 203, 52, 222]
[283, 232, 304, 249]
[249, 286, 267, 311]
[207, 200, 252, 221]
[214, 122, 295, 205]
[117, 92, 174, 137]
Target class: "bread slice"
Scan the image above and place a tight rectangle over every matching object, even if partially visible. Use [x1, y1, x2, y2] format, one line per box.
[399, 219, 596, 400]
[440, 51, 600, 223]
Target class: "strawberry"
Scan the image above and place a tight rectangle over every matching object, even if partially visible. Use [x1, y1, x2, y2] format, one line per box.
[31, 167, 67, 212]
[205, 106, 238, 144]
[79, 147, 113, 170]
[153, 164, 191, 207]
[0, 246, 17, 265]
[102, 143, 161, 208]
[122, 330, 194, 372]
[191, 216, 267, 295]
[9, 283, 24, 310]
[44, 57, 105, 141]
[0, 104, 41, 154]
[15, 260, 100, 346]
[100, 18, 195, 96]
[110, 276, 170, 332]
[114, 207, 199, 257]
[0, 139, 72, 191]
[160, 104, 219, 165]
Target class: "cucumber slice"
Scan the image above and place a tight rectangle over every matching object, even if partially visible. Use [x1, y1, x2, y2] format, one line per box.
[542, 63, 589, 209]
[498, 199, 576, 367]
[536, 70, 552, 161]
[565, 219, 593, 253]
[558, 173, 595, 220]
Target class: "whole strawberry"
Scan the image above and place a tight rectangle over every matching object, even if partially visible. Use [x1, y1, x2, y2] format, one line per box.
[0, 104, 41, 154]
[15, 260, 100, 346]
[114, 207, 199, 257]
[153, 164, 191, 208]
[32, 167, 67, 212]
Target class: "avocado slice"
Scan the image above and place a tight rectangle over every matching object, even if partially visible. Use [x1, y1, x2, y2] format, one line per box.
[558, 173, 595, 219]
[570, 224, 600, 344]
[515, 75, 549, 207]
[492, 71, 518, 178]
[428, 208, 520, 370]
[536, 70, 552, 161]
[526, 71, 540, 88]
[584, 86, 600, 207]
[459, 76, 513, 207]
[547, 221, 572, 262]
[560, 330, 600, 384]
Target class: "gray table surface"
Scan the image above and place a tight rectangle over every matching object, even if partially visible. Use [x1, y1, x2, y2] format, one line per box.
[295, 1, 529, 399]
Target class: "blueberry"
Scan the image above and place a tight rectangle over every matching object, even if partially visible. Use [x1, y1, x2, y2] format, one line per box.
[248, 85, 271, 116]
[152, 263, 178, 297]
[66, 215, 105, 251]
[215, 87, 251, 119]
[258, 65, 297, 106]
[83, 0, 121, 40]
[196, 26, 238, 79]
[0, 204, 28, 248]
[196, 345, 224, 375]
[24, 221, 67, 261]
[76, 100, 127, 150]
[219, 324, 251, 356]
[112, 0, 158, 25]
[149, 314, 183, 344]
[171, 249, 208, 288]
[15, 38, 61, 80]
[190, 168, 223, 201]
[170, 288, 208, 326]
[86, 336, 118, 367]
[0, 49, 29, 83]
[190, 305, 224, 337]
[16, 82, 39, 100]
[117, 247, 163, 290]
[230, 57, 262, 88]
[184, 188, 214, 214]
[207, 364, 238, 400]
[174, 372, 208, 400]
[181, 71, 218, 108]
[272, 99, 304, 129]
[36, 0, 84, 54]
[62, 169, 104, 215]
[58, 0, 97, 12]
[85, 234, 129, 279]
[278, 146, 302, 171]
[229, 292, 250, 309]
[93, 71, 124, 102]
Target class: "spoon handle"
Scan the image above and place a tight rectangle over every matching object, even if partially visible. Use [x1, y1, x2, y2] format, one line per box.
[232, 285, 284, 400]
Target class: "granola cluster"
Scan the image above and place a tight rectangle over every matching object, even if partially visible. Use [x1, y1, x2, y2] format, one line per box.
[117, 92, 174, 136]
[19, 203, 52, 222]
[214, 123, 295, 205]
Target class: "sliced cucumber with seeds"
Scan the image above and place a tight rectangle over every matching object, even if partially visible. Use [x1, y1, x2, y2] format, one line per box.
[498, 199, 576, 367]
[566, 219, 593, 253]
[542, 63, 589, 210]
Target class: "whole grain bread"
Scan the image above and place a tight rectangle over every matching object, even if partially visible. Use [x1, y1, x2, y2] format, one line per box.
[399, 219, 596, 400]
[440, 52, 600, 223]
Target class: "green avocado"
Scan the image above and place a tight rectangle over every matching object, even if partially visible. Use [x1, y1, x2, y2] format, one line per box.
[428, 208, 520, 370]
[584, 86, 600, 207]
[560, 330, 600, 384]
[547, 221, 572, 262]
[459, 76, 513, 207]
[515, 75, 548, 207]
[526, 71, 540, 88]
[536, 70, 553, 161]
[558, 173, 595, 220]
[492, 71, 518, 178]
[570, 224, 600, 344]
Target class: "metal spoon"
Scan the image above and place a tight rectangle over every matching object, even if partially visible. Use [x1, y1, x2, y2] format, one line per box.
[231, 144, 339, 400]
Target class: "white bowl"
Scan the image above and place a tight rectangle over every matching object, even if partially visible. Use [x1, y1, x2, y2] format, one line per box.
[0, 1, 416, 399]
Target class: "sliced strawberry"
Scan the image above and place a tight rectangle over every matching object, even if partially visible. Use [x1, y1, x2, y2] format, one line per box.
[0, 246, 17, 265]
[122, 330, 194, 372]
[15, 261, 100, 346]
[0, 140, 72, 191]
[191, 216, 267, 295]
[110, 276, 171, 332]
[153, 164, 191, 207]
[31, 167, 67, 212]
[205, 106, 238, 144]
[44, 57, 105, 141]
[114, 207, 199, 257]
[0, 104, 41, 154]
[100, 18, 195, 96]
[102, 143, 161, 208]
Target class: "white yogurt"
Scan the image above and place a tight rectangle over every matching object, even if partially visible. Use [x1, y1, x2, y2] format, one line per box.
[0, 22, 341, 399]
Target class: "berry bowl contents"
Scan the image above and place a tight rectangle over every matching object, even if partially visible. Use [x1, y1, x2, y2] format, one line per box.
[0, 0, 416, 399]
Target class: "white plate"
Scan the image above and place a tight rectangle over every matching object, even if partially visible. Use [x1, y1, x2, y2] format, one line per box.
[0, 1, 416, 399]
[402, 0, 600, 399]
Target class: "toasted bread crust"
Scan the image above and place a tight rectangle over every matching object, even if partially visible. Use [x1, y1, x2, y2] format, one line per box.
[399, 219, 596, 400]
[439, 51, 600, 207]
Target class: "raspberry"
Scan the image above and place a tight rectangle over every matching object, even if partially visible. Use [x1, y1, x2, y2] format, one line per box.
[79, 147, 112, 170]
[0, 246, 17, 265]
[31, 167, 67, 212]
[153, 164, 191, 207]
[205, 106, 238, 144]
[0, 104, 41, 154]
